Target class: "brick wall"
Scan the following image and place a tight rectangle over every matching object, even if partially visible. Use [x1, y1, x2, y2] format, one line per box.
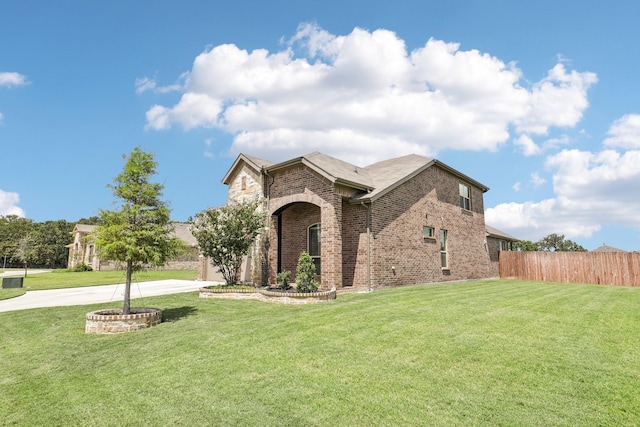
[267, 165, 342, 289]
[341, 200, 369, 288]
[368, 165, 491, 288]
[265, 161, 492, 290]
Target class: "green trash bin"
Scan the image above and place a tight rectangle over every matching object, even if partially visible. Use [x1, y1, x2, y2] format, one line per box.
[2, 277, 23, 288]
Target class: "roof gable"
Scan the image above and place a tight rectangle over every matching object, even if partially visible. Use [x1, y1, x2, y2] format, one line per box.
[71, 224, 97, 234]
[222, 154, 273, 185]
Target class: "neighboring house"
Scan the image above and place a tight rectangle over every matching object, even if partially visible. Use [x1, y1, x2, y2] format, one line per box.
[207, 151, 513, 290]
[485, 224, 519, 276]
[593, 244, 626, 252]
[67, 223, 199, 271]
[67, 224, 99, 270]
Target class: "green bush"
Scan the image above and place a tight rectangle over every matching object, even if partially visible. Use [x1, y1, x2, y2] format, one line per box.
[72, 264, 93, 272]
[295, 252, 319, 293]
[276, 270, 291, 290]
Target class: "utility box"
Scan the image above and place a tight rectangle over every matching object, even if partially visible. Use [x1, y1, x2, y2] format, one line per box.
[2, 277, 23, 288]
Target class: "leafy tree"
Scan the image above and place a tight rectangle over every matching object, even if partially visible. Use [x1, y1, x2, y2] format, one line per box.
[93, 147, 182, 314]
[190, 199, 266, 286]
[29, 220, 74, 268]
[537, 233, 587, 252]
[76, 216, 103, 225]
[15, 234, 36, 273]
[0, 215, 34, 267]
[295, 251, 319, 293]
[514, 240, 539, 251]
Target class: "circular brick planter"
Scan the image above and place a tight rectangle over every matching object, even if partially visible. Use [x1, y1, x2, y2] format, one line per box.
[85, 308, 162, 334]
[258, 288, 336, 304]
[199, 286, 260, 300]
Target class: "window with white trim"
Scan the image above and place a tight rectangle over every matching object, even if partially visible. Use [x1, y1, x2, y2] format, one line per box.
[423, 226, 435, 239]
[459, 183, 471, 210]
[308, 223, 321, 275]
[440, 229, 448, 269]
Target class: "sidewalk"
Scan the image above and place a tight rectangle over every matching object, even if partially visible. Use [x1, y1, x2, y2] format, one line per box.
[0, 279, 219, 313]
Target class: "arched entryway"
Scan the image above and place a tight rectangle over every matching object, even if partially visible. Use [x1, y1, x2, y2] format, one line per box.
[271, 202, 322, 285]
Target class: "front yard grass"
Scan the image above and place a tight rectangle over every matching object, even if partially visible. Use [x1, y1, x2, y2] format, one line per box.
[1, 279, 639, 426]
[20, 269, 197, 290]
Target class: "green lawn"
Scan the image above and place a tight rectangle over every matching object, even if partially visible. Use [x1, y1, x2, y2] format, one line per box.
[0, 269, 197, 300]
[19, 269, 198, 290]
[1, 279, 639, 426]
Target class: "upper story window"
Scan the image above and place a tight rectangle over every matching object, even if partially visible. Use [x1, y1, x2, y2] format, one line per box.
[459, 183, 471, 210]
[241, 176, 247, 190]
[499, 240, 509, 251]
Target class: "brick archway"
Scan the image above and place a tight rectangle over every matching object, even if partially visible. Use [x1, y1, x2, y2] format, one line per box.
[268, 193, 342, 290]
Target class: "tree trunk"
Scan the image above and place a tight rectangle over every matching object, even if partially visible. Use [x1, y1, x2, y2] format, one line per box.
[123, 260, 132, 315]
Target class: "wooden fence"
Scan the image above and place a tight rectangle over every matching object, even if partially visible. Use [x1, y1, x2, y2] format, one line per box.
[499, 251, 640, 287]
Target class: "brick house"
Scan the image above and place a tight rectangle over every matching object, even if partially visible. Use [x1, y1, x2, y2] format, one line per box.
[485, 224, 519, 276]
[209, 151, 513, 290]
[66, 224, 100, 270]
[67, 223, 199, 271]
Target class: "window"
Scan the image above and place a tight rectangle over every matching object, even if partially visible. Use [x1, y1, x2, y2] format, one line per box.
[241, 176, 247, 190]
[440, 229, 448, 269]
[308, 223, 321, 275]
[499, 240, 509, 251]
[459, 183, 471, 210]
[423, 226, 435, 239]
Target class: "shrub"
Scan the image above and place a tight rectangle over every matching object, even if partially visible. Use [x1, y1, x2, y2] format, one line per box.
[72, 264, 93, 272]
[276, 270, 291, 290]
[295, 252, 319, 293]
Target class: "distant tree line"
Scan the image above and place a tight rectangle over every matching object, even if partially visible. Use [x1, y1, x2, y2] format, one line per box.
[514, 233, 587, 252]
[0, 215, 101, 269]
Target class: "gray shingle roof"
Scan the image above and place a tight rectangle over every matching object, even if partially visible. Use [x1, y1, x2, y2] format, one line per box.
[172, 223, 197, 246]
[233, 151, 489, 203]
[593, 244, 626, 252]
[485, 225, 519, 241]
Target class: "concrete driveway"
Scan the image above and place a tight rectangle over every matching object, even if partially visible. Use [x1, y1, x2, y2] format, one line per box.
[0, 280, 219, 313]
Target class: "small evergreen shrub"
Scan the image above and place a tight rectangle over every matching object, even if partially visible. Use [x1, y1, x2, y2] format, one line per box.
[295, 252, 319, 293]
[276, 270, 291, 290]
[72, 264, 93, 272]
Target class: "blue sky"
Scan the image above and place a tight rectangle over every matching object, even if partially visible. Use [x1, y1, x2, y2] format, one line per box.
[2, 0, 640, 251]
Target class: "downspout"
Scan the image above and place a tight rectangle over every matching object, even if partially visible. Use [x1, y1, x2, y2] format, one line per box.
[361, 201, 372, 292]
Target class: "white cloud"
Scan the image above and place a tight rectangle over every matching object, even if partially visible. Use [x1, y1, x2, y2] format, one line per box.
[135, 73, 186, 94]
[487, 116, 640, 241]
[0, 190, 25, 217]
[514, 64, 597, 135]
[0, 72, 28, 88]
[514, 134, 571, 156]
[603, 114, 640, 149]
[530, 172, 546, 187]
[145, 23, 596, 163]
[0, 72, 28, 124]
[512, 182, 521, 192]
[514, 134, 541, 156]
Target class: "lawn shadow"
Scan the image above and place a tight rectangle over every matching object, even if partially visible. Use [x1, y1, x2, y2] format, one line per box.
[162, 306, 198, 323]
